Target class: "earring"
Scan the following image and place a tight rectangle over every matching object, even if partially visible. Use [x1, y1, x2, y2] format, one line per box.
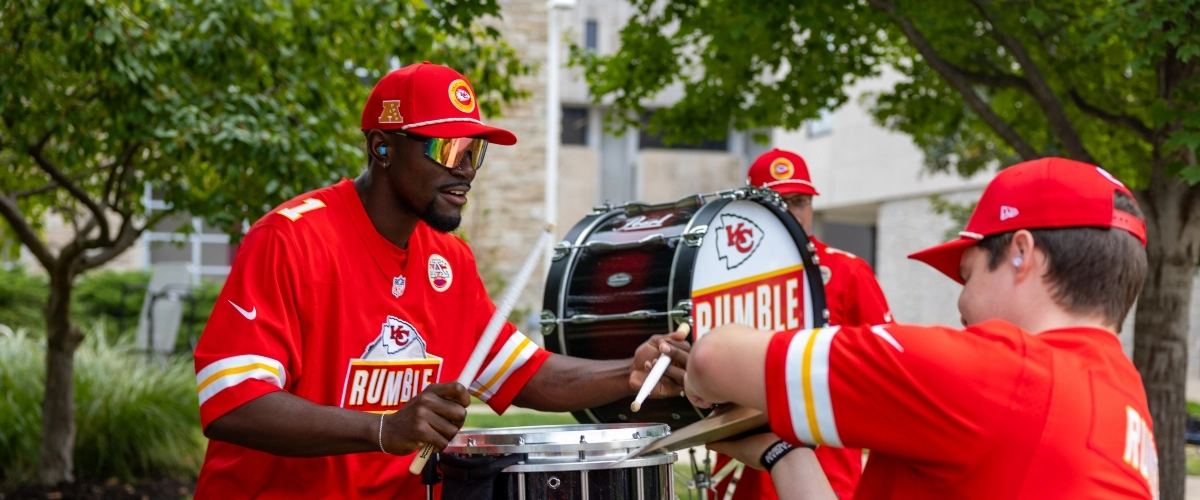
[378, 146, 387, 155]
[1013, 255, 1023, 267]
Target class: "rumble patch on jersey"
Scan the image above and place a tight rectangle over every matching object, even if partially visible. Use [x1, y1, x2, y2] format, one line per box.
[340, 316, 442, 413]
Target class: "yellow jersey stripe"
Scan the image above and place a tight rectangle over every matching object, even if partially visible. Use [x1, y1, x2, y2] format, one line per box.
[470, 337, 532, 398]
[197, 363, 281, 393]
[801, 327, 825, 445]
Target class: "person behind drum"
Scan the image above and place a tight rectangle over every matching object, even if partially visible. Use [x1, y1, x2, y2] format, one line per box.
[191, 63, 690, 499]
[688, 158, 1157, 499]
[710, 148, 893, 500]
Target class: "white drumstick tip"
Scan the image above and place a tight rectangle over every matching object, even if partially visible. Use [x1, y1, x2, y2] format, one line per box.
[630, 322, 691, 413]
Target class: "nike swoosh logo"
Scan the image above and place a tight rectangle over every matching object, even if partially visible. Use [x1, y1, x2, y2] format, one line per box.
[229, 300, 257, 320]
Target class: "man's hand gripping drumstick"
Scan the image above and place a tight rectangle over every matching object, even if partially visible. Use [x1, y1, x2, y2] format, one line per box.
[630, 322, 692, 412]
[407, 223, 555, 475]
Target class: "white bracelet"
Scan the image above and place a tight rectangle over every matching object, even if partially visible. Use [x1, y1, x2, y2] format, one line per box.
[378, 412, 390, 455]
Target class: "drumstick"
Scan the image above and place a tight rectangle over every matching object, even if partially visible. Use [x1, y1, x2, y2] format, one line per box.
[408, 223, 556, 475]
[630, 322, 690, 412]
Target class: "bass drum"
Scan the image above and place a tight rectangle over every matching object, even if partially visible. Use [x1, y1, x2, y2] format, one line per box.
[540, 188, 828, 427]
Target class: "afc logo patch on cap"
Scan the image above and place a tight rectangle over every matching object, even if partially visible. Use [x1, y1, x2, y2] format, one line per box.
[428, 254, 453, 292]
[448, 79, 476, 113]
[379, 100, 404, 124]
[770, 158, 795, 180]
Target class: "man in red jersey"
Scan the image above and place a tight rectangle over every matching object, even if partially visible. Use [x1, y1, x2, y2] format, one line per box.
[192, 62, 688, 499]
[688, 158, 1158, 499]
[710, 149, 892, 499]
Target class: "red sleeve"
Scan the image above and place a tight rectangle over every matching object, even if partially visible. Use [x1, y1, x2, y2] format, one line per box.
[764, 322, 1028, 463]
[459, 246, 550, 414]
[194, 225, 303, 430]
[815, 446, 863, 498]
[847, 260, 893, 325]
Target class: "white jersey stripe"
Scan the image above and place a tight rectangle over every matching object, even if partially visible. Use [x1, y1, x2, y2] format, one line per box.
[784, 329, 816, 444]
[469, 332, 537, 401]
[195, 355, 286, 405]
[809, 326, 841, 446]
[198, 367, 285, 405]
[784, 327, 841, 446]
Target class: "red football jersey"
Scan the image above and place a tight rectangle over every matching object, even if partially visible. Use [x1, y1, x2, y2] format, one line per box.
[765, 320, 1158, 499]
[712, 238, 890, 499]
[193, 179, 550, 499]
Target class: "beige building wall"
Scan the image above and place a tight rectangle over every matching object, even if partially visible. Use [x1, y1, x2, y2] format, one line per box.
[459, 0, 554, 332]
[637, 150, 743, 204]
[14, 212, 146, 274]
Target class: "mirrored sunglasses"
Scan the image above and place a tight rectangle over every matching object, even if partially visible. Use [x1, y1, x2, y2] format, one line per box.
[388, 131, 488, 171]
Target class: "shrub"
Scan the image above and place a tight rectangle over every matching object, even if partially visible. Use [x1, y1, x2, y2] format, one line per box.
[72, 270, 150, 337]
[0, 266, 223, 351]
[0, 266, 47, 333]
[0, 328, 205, 485]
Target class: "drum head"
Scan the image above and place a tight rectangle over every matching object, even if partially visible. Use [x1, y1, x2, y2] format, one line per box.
[689, 198, 820, 338]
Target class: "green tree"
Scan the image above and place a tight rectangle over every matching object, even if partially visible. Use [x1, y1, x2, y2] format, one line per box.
[0, 0, 531, 485]
[576, 0, 1198, 496]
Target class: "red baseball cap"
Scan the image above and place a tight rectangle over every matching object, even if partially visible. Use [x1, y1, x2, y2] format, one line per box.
[908, 157, 1147, 283]
[747, 149, 819, 196]
[360, 62, 517, 145]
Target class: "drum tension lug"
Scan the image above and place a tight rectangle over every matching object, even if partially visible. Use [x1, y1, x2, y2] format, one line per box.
[682, 225, 708, 247]
[539, 310, 557, 337]
[552, 241, 571, 261]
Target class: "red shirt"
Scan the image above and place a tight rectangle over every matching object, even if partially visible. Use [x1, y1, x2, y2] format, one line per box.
[765, 320, 1159, 499]
[713, 238, 891, 499]
[193, 179, 549, 499]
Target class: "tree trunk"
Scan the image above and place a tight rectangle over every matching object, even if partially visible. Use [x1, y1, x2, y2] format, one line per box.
[1133, 172, 1199, 500]
[37, 267, 82, 485]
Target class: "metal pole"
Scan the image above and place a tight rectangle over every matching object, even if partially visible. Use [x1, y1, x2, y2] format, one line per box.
[544, 0, 575, 275]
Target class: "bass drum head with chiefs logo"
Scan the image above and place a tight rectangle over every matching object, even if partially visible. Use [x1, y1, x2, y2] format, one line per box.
[685, 199, 819, 341]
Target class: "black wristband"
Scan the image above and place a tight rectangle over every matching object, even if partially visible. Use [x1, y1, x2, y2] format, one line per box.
[760, 439, 814, 473]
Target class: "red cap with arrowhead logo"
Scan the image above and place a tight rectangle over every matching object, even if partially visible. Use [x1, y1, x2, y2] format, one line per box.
[361, 62, 517, 145]
[746, 149, 819, 196]
[908, 157, 1147, 283]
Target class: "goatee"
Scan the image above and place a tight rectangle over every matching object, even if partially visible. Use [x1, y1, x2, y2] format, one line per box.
[421, 199, 462, 233]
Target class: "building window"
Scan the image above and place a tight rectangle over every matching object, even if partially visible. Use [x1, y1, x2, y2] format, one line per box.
[822, 222, 877, 271]
[807, 109, 834, 138]
[562, 106, 589, 145]
[638, 110, 728, 151]
[585, 20, 599, 52]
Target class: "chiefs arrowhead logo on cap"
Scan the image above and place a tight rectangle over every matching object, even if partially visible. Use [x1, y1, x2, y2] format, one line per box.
[448, 79, 476, 114]
[770, 158, 795, 180]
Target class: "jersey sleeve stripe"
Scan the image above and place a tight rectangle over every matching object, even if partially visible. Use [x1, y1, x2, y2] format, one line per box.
[470, 334, 536, 401]
[197, 363, 281, 393]
[198, 367, 285, 405]
[809, 326, 841, 446]
[786, 327, 842, 447]
[195, 355, 286, 405]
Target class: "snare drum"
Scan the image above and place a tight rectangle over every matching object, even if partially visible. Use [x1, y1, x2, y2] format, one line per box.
[442, 423, 675, 500]
[541, 188, 828, 426]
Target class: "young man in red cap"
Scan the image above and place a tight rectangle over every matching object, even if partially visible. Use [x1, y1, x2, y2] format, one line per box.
[711, 148, 892, 499]
[192, 63, 689, 498]
[686, 157, 1158, 499]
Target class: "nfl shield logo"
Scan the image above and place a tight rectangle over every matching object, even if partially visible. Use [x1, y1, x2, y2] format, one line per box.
[391, 276, 406, 298]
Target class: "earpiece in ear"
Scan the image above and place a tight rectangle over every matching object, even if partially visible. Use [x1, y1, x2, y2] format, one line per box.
[1012, 255, 1023, 268]
[378, 146, 387, 155]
